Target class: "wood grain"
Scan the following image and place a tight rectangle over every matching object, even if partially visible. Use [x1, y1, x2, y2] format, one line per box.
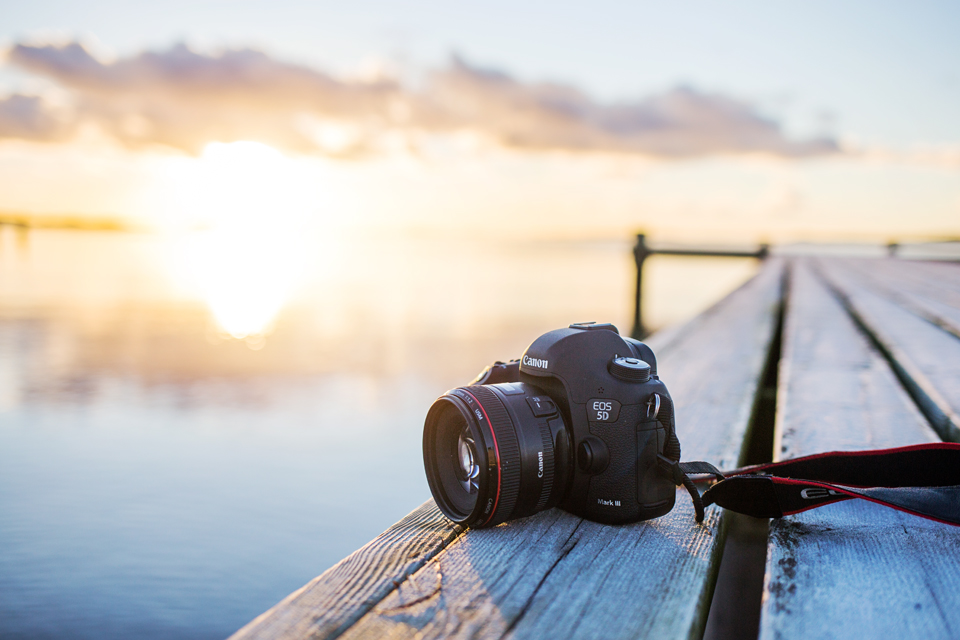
[326, 260, 784, 640]
[229, 501, 463, 640]
[816, 257, 960, 442]
[759, 260, 960, 640]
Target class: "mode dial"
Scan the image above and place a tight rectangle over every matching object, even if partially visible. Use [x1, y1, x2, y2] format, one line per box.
[609, 356, 651, 383]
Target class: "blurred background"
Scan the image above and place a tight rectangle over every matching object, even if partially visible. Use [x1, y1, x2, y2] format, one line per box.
[1, 2, 958, 638]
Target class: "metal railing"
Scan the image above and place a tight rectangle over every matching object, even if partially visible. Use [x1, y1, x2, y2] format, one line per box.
[631, 233, 769, 339]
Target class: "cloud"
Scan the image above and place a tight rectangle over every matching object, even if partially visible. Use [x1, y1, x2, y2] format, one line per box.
[4, 40, 838, 158]
[425, 56, 837, 157]
[7, 41, 398, 154]
[0, 94, 72, 142]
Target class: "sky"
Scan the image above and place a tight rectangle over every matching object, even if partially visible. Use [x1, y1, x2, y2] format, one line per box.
[1, 0, 959, 242]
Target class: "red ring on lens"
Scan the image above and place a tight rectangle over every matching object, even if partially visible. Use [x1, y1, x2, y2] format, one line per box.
[463, 388, 501, 526]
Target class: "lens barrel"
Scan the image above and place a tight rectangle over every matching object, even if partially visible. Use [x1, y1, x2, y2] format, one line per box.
[423, 383, 569, 528]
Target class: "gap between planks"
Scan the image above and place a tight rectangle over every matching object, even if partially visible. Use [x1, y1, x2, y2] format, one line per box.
[812, 258, 960, 442]
[760, 259, 960, 640]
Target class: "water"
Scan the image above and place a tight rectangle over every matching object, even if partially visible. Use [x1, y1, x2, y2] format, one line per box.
[0, 229, 758, 639]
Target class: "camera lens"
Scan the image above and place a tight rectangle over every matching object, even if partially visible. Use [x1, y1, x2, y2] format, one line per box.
[456, 430, 480, 492]
[423, 383, 570, 528]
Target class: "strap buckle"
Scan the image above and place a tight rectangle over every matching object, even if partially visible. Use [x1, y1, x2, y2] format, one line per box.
[657, 454, 684, 485]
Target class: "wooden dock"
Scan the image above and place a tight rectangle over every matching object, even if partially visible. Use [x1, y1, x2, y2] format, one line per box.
[230, 256, 960, 640]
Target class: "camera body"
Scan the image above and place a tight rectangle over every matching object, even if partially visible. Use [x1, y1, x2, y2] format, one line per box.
[423, 322, 680, 528]
[516, 322, 676, 524]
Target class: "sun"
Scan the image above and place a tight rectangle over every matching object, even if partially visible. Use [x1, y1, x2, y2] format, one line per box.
[173, 141, 316, 343]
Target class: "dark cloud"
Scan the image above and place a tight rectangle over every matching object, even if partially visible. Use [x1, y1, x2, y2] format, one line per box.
[3, 41, 838, 158]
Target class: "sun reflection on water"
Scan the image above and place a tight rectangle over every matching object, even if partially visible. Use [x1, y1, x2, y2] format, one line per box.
[173, 141, 316, 344]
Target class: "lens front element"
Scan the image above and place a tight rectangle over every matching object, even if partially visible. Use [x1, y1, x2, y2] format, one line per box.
[457, 430, 480, 493]
[423, 383, 568, 528]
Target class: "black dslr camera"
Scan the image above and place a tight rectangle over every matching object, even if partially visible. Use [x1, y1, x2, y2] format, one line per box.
[423, 322, 691, 528]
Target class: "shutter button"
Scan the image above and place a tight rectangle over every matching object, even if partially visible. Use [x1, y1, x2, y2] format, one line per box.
[608, 356, 651, 383]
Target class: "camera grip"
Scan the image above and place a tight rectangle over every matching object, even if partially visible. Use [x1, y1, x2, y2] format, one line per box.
[582, 404, 675, 523]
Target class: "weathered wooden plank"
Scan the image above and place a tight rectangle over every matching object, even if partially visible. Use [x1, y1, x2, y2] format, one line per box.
[229, 501, 462, 640]
[645, 260, 784, 475]
[760, 260, 960, 640]
[874, 259, 960, 303]
[838, 257, 960, 341]
[817, 257, 960, 442]
[321, 260, 785, 640]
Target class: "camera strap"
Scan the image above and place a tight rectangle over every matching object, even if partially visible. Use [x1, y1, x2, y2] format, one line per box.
[680, 443, 960, 526]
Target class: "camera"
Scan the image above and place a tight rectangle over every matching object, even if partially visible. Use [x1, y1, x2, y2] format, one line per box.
[422, 322, 687, 528]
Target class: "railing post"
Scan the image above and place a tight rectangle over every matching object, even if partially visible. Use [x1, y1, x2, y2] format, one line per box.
[632, 234, 650, 339]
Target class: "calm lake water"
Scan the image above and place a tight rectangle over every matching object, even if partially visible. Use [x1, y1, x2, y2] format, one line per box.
[0, 228, 758, 639]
